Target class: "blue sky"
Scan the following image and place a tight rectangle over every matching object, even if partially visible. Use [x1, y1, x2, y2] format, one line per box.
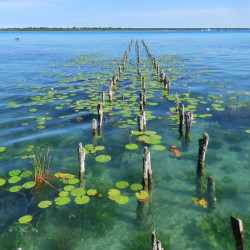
[0, 0, 249, 28]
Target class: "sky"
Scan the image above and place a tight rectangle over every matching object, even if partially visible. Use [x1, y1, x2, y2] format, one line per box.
[0, 0, 250, 28]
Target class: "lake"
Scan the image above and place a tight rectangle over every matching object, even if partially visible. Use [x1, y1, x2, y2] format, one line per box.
[0, 30, 249, 249]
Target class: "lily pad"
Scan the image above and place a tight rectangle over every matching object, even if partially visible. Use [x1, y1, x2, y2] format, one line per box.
[115, 181, 129, 189]
[87, 189, 97, 196]
[130, 183, 143, 191]
[9, 169, 21, 176]
[54, 196, 70, 206]
[38, 200, 52, 208]
[125, 144, 138, 150]
[145, 131, 157, 136]
[20, 171, 33, 178]
[0, 178, 6, 186]
[131, 131, 144, 135]
[59, 191, 69, 197]
[22, 181, 35, 189]
[0, 147, 6, 152]
[19, 215, 33, 224]
[64, 185, 75, 191]
[246, 130, 250, 134]
[95, 155, 111, 163]
[71, 188, 85, 197]
[108, 189, 121, 200]
[9, 185, 22, 192]
[29, 109, 37, 112]
[115, 195, 129, 205]
[95, 146, 105, 151]
[136, 190, 149, 202]
[152, 145, 166, 151]
[74, 195, 90, 205]
[8, 176, 22, 184]
[68, 178, 79, 184]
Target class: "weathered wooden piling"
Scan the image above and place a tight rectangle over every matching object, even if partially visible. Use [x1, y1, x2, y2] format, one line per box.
[207, 176, 216, 208]
[78, 143, 85, 183]
[164, 76, 170, 91]
[92, 118, 97, 135]
[118, 65, 122, 74]
[142, 110, 147, 130]
[97, 102, 104, 127]
[198, 133, 209, 166]
[142, 146, 153, 191]
[152, 230, 157, 250]
[185, 111, 193, 130]
[110, 78, 114, 89]
[108, 87, 113, 103]
[231, 216, 246, 250]
[102, 92, 105, 107]
[196, 165, 206, 195]
[179, 104, 185, 128]
[160, 70, 165, 83]
[137, 115, 144, 132]
[175, 93, 179, 113]
[142, 78, 146, 90]
[157, 65, 160, 76]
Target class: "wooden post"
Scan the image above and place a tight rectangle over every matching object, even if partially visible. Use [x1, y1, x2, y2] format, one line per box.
[92, 118, 97, 135]
[142, 111, 147, 132]
[109, 87, 113, 103]
[198, 133, 209, 164]
[137, 115, 144, 132]
[102, 92, 105, 107]
[207, 176, 216, 208]
[118, 65, 122, 75]
[164, 76, 170, 91]
[196, 164, 206, 195]
[160, 70, 165, 83]
[142, 77, 146, 90]
[97, 103, 103, 127]
[175, 93, 179, 113]
[157, 240, 162, 250]
[110, 78, 114, 89]
[185, 111, 193, 130]
[78, 143, 85, 181]
[152, 230, 157, 250]
[157, 65, 160, 76]
[231, 216, 246, 250]
[142, 146, 153, 191]
[179, 104, 185, 128]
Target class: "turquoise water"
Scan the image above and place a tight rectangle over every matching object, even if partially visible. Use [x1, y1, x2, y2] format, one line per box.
[0, 31, 249, 249]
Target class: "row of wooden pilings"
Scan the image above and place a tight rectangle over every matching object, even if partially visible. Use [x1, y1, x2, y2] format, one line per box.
[79, 39, 246, 250]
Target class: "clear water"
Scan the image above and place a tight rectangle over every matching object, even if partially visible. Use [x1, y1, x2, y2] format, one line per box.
[0, 31, 249, 249]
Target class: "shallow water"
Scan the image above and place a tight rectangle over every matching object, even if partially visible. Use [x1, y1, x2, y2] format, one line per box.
[0, 31, 250, 249]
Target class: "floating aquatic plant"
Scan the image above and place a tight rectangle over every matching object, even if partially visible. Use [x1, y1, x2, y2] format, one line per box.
[115, 181, 129, 189]
[54, 196, 70, 206]
[130, 183, 143, 191]
[95, 155, 111, 163]
[0, 147, 6, 152]
[74, 195, 90, 205]
[38, 200, 52, 208]
[18, 215, 33, 224]
[115, 195, 129, 205]
[0, 178, 6, 186]
[125, 144, 138, 150]
[87, 189, 97, 196]
[108, 189, 121, 200]
[9, 185, 22, 192]
[135, 190, 149, 202]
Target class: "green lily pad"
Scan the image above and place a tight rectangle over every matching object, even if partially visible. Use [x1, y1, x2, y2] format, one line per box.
[29, 109, 37, 112]
[54, 196, 70, 205]
[0, 178, 6, 186]
[108, 189, 121, 200]
[9, 169, 21, 176]
[115, 181, 129, 189]
[74, 195, 90, 205]
[8, 176, 22, 184]
[71, 188, 85, 197]
[20, 171, 33, 178]
[37, 126, 45, 129]
[68, 178, 79, 184]
[136, 190, 149, 201]
[9, 185, 22, 192]
[22, 181, 35, 189]
[131, 131, 144, 135]
[145, 131, 157, 136]
[130, 183, 143, 191]
[19, 215, 33, 224]
[0, 147, 6, 152]
[38, 200, 52, 208]
[87, 189, 97, 196]
[125, 144, 138, 150]
[246, 130, 250, 133]
[95, 146, 105, 151]
[151, 145, 166, 151]
[64, 185, 75, 191]
[95, 155, 111, 163]
[115, 195, 129, 205]
[59, 191, 69, 197]
[85, 144, 94, 150]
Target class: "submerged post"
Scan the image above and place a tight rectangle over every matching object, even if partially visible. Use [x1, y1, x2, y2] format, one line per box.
[109, 87, 113, 103]
[198, 133, 209, 167]
[185, 111, 193, 130]
[152, 230, 157, 250]
[92, 118, 97, 136]
[207, 176, 216, 209]
[175, 93, 179, 113]
[97, 103, 104, 127]
[164, 76, 170, 91]
[102, 92, 105, 107]
[78, 143, 85, 182]
[142, 146, 153, 191]
[231, 216, 246, 250]
[137, 115, 144, 132]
